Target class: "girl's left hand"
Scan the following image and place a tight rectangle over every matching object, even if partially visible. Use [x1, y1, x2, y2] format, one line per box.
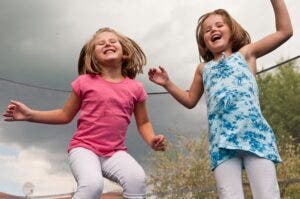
[150, 135, 166, 151]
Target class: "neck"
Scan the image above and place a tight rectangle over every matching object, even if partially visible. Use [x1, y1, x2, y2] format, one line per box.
[213, 49, 233, 61]
[100, 64, 125, 82]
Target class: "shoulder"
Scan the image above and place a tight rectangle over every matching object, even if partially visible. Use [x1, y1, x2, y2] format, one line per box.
[238, 47, 258, 74]
[71, 74, 98, 90]
[126, 78, 144, 87]
[239, 44, 257, 62]
[197, 62, 206, 75]
[73, 74, 95, 81]
[126, 78, 147, 101]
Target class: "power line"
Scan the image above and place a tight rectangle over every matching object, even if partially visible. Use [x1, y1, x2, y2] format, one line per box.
[256, 55, 300, 75]
[0, 55, 299, 95]
[0, 76, 71, 93]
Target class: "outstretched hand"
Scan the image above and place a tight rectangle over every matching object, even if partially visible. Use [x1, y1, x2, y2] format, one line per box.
[150, 134, 166, 151]
[2, 100, 32, 121]
[148, 66, 169, 87]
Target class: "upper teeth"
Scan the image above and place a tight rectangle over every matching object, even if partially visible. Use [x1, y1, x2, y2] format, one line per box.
[105, 50, 114, 54]
[212, 35, 221, 42]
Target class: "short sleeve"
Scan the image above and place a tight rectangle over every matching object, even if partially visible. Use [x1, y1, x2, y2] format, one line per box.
[136, 81, 147, 103]
[71, 76, 82, 98]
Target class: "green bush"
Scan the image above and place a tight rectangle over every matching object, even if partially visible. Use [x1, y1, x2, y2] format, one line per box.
[147, 133, 300, 198]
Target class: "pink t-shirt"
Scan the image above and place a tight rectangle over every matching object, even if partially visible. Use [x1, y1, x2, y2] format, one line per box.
[67, 74, 147, 157]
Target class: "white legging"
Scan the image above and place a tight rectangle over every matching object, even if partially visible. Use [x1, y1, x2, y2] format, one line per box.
[214, 151, 280, 199]
[68, 147, 146, 199]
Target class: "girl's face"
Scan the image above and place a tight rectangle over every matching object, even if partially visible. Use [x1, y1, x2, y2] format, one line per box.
[202, 14, 232, 55]
[94, 31, 123, 65]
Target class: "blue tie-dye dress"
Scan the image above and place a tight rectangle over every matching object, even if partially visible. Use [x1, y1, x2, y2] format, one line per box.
[202, 52, 281, 170]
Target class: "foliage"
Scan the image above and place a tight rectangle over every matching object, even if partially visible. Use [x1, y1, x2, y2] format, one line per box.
[147, 133, 216, 199]
[257, 61, 300, 142]
[277, 135, 300, 198]
[147, 133, 300, 198]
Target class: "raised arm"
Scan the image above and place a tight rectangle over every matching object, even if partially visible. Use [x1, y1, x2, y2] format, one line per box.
[148, 65, 204, 109]
[242, 0, 293, 61]
[134, 100, 166, 151]
[3, 91, 81, 124]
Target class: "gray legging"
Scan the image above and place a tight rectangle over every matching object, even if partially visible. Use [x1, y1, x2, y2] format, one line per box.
[68, 147, 146, 199]
[213, 151, 280, 199]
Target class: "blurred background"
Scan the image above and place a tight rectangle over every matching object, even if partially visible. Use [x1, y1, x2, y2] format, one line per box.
[0, 0, 299, 197]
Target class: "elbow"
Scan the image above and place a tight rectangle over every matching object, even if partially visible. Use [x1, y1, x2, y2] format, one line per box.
[283, 28, 293, 41]
[184, 98, 199, 109]
[184, 103, 196, 109]
[65, 117, 74, 124]
[284, 28, 293, 40]
[62, 120, 72, 124]
[61, 115, 74, 124]
[287, 29, 293, 39]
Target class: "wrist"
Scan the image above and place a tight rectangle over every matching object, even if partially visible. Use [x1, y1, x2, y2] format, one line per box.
[27, 109, 35, 122]
[163, 79, 173, 90]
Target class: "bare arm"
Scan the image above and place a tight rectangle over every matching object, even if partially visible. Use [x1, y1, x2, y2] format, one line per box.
[3, 91, 81, 124]
[148, 65, 204, 109]
[134, 100, 166, 151]
[241, 0, 293, 71]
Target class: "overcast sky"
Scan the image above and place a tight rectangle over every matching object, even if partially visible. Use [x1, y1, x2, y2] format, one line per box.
[0, 0, 299, 196]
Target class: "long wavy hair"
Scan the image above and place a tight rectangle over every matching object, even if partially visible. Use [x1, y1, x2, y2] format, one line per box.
[196, 9, 251, 62]
[78, 27, 146, 79]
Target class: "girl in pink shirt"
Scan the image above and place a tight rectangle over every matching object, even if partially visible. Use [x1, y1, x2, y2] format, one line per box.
[3, 27, 166, 199]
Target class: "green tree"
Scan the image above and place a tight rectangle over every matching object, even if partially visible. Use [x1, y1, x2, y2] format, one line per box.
[257, 60, 300, 142]
[147, 133, 216, 199]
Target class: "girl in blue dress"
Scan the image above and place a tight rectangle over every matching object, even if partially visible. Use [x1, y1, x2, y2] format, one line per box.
[148, 0, 293, 198]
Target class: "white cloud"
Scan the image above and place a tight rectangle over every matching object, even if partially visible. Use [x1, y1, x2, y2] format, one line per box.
[0, 145, 122, 196]
[0, 146, 75, 195]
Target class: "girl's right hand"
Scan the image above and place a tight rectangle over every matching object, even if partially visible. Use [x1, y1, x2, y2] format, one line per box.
[148, 66, 170, 87]
[3, 100, 32, 121]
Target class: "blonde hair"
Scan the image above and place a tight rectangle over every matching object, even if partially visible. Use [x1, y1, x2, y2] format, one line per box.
[196, 9, 251, 62]
[78, 27, 146, 79]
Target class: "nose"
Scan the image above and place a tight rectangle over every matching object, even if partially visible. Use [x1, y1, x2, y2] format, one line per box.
[104, 42, 112, 47]
[211, 26, 217, 33]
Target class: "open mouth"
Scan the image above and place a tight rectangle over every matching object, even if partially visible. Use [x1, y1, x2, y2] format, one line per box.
[211, 34, 222, 42]
[104, 49, 115, 54]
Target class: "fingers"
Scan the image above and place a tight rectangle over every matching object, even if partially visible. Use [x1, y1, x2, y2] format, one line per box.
[3, 117, 16, 122]
[148, 68, 159, 82]
[148, 68, 158, 76]
[148, 67, 164, 75]
[153, 145, 166, 151]
[152, 135, 167, 151]
[3, 104, 15, 117]
[2, 100, 22, 122]
[10, 100, 22, 108]
[158, 66, 165, 73]
[3, 109, 16, 121]
[4, 100, 20, 112]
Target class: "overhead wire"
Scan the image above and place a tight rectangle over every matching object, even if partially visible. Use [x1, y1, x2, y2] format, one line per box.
[0, 55, 299, 95]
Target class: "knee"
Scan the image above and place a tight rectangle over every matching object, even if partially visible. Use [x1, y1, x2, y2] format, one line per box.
[252, 183, 280, 199]
[216, 185, 244, 199]
[122, 169, 146, 198]
[125, 168, 146, 187]
[75, 179, 104, 199]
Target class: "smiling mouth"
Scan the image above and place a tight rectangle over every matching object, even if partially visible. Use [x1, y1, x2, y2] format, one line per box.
[211, 35, 222, 42]
[104, 49, 115, 54]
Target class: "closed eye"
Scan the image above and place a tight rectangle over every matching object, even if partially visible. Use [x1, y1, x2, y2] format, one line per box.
[97, 41, 105, 45]
[110, 39, 117, 43]
[205, 28, 211, 33]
